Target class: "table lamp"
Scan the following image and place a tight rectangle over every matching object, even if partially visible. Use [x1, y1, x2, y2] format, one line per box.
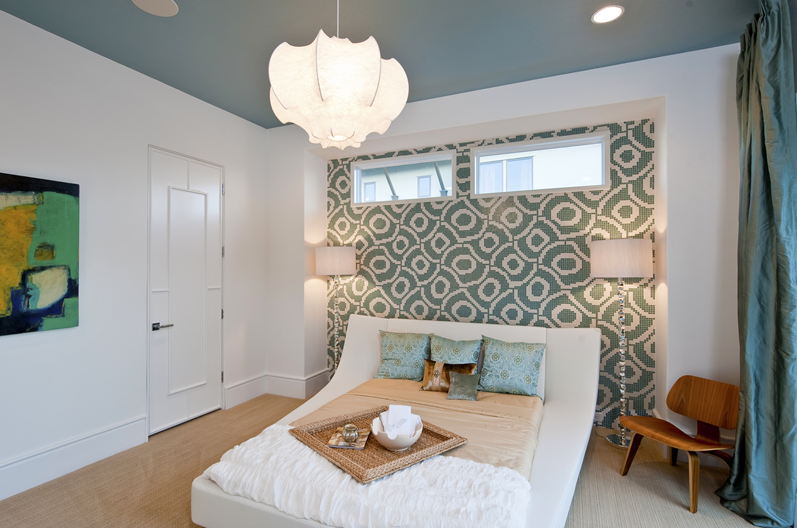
[590, 238, 654, 448]
[316, 246, 357, 375]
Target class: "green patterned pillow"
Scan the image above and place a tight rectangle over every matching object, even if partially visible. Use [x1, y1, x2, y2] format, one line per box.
[478, 336, 544, 397]
[447, 371, 479, 401]
[430, 335, 482, 365]
[374, 330, 430, 381]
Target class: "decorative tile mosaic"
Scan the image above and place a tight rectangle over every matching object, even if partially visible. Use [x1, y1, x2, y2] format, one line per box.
[326, 120, 656, 428]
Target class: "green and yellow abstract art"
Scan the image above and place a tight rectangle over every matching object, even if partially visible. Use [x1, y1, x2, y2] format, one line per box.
[0, 173, 79, 336]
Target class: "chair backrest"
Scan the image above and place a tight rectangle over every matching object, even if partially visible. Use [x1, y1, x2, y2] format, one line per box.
[666, 375, 740, 430]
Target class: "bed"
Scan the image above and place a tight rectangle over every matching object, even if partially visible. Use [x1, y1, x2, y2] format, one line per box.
[191, 315, 601, 528]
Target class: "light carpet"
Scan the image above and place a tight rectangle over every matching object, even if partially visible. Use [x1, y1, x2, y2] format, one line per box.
[0, 396, 751, 528]
[565, 428, 751, 527]
[0, 393, 303, 528]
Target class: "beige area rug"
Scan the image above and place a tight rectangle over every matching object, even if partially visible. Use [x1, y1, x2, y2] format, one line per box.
[565, 428, 752, 528]
[0, 393, 303, 528]
[1, 398, 753, 528]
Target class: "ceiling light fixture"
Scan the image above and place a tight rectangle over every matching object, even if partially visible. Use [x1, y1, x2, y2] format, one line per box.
[132, 0, 178, 17]
[268, 0, 408, 150]
[591, 5, 624, 24]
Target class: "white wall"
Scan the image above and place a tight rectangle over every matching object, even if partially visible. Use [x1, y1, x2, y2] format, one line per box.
[277, 44, 741, 436]
[227, 126, 331, 401]
[304, 150, 332, 396]
[0, 11, 274, 499]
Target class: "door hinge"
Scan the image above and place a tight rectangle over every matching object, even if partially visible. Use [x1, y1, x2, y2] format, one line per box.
[221, 371, 224, 383]
[222, 184, 225, 195]
[221, 309, 224, 319]
[222, 246, 225, 258]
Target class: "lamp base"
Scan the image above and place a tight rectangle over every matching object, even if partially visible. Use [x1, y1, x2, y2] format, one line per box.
[605, 433, 631, 449]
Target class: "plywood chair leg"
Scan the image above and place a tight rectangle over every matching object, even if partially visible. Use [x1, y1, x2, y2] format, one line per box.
[620, 433, 644, 476]
[670, 447, 678, 466]
[687, 451, 700, 513]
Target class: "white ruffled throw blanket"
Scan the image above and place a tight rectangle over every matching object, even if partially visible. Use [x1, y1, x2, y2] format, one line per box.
[203, 424, 531, 528]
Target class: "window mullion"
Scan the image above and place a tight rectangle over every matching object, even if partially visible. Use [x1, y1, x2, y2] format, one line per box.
[529, 157, 534, 191]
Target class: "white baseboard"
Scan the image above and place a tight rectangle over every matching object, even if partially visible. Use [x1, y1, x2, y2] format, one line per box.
[225, 368, 330, 407]
[265, 375, 307, 400]
[305, 370, 331, 398]
[0, 415, 147, 501]
[225, 374, 270, 409]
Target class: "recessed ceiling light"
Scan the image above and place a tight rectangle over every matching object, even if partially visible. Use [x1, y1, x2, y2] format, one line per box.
[132, 0, 179, 17]
[591, 5, 624, 24]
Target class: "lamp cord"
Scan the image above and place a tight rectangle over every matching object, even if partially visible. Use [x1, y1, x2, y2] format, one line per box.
[337, 0, 339, 37]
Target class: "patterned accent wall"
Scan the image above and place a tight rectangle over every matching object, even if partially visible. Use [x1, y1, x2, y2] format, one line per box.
[326, 120, 655, 428]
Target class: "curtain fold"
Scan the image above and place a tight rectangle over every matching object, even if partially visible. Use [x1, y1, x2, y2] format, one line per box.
[716, 0, 797, 526]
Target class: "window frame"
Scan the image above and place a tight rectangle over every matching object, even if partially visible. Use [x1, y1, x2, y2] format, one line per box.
[471, 131, 611, 198]
[351, 151, 456, 207]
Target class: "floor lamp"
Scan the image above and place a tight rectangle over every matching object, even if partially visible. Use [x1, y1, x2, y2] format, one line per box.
[590, 238, 653, 448]
[316, 246, 356, 375]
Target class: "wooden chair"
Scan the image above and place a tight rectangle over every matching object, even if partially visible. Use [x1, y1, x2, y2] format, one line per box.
[619, 375, 739, 513]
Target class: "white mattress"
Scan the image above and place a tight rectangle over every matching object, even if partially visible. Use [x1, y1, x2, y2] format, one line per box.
[202, 424, 531, 528]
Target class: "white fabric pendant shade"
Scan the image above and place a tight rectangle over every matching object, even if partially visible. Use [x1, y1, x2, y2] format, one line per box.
[269, 30, 409, 150]
[132, 0, 179, 17]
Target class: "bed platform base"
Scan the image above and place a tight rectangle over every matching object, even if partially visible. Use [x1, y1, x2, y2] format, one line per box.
[192, 315, 600, 528]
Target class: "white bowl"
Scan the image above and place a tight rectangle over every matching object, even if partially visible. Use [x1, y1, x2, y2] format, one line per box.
[371, 417, 423, 452]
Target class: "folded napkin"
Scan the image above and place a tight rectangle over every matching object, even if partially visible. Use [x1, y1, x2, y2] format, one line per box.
[379, 405, 421, 439]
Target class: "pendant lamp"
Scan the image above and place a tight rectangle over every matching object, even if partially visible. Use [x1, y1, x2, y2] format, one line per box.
[268, 5, 408, 150]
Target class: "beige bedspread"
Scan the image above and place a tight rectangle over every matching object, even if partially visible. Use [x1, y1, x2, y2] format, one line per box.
[290, 378, 544, 479]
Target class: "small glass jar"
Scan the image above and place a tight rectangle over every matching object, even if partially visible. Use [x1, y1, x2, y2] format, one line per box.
[341, 424, 359, 443]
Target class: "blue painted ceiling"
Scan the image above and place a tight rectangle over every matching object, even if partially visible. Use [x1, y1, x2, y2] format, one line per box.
[0, 0, 759, 129]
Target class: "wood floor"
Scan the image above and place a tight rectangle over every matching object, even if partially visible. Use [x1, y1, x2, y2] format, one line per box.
[0, 395, 751, 527]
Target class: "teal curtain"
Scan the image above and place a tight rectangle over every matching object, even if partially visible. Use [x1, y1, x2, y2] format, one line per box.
[716, 0, 797, 526]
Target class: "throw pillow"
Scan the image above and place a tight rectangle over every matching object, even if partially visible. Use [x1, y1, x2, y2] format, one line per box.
[447, 371, 480, 401]
[430, 335, 482, 364]
[478, 336, 544, 397]
[374, 330, 430, 381]
[420, 359, 477, 392]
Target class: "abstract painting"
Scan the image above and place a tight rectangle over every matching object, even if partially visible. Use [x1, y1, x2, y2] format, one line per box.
[0, 173, 79, 336]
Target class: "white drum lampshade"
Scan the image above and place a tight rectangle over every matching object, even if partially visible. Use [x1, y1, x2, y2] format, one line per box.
[590, 239, 653, 278]
[269, 30, 409, 150]
[316, 246, 357, 276]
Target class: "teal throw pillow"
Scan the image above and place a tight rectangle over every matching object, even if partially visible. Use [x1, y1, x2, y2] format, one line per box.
[374, 331, 430, 381]
[430, 335, 482, 365]
[447, 371, 479, 401]
[478, 336, 544, 397]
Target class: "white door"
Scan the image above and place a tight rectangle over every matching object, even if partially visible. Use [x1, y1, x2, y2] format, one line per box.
[148, 147, 223, 435]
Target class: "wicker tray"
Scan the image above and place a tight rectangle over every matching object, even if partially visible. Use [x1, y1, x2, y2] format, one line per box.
[289, 406, 467, 484]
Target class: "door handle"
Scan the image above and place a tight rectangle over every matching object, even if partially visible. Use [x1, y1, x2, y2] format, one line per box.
[152, 322, 174, 331]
